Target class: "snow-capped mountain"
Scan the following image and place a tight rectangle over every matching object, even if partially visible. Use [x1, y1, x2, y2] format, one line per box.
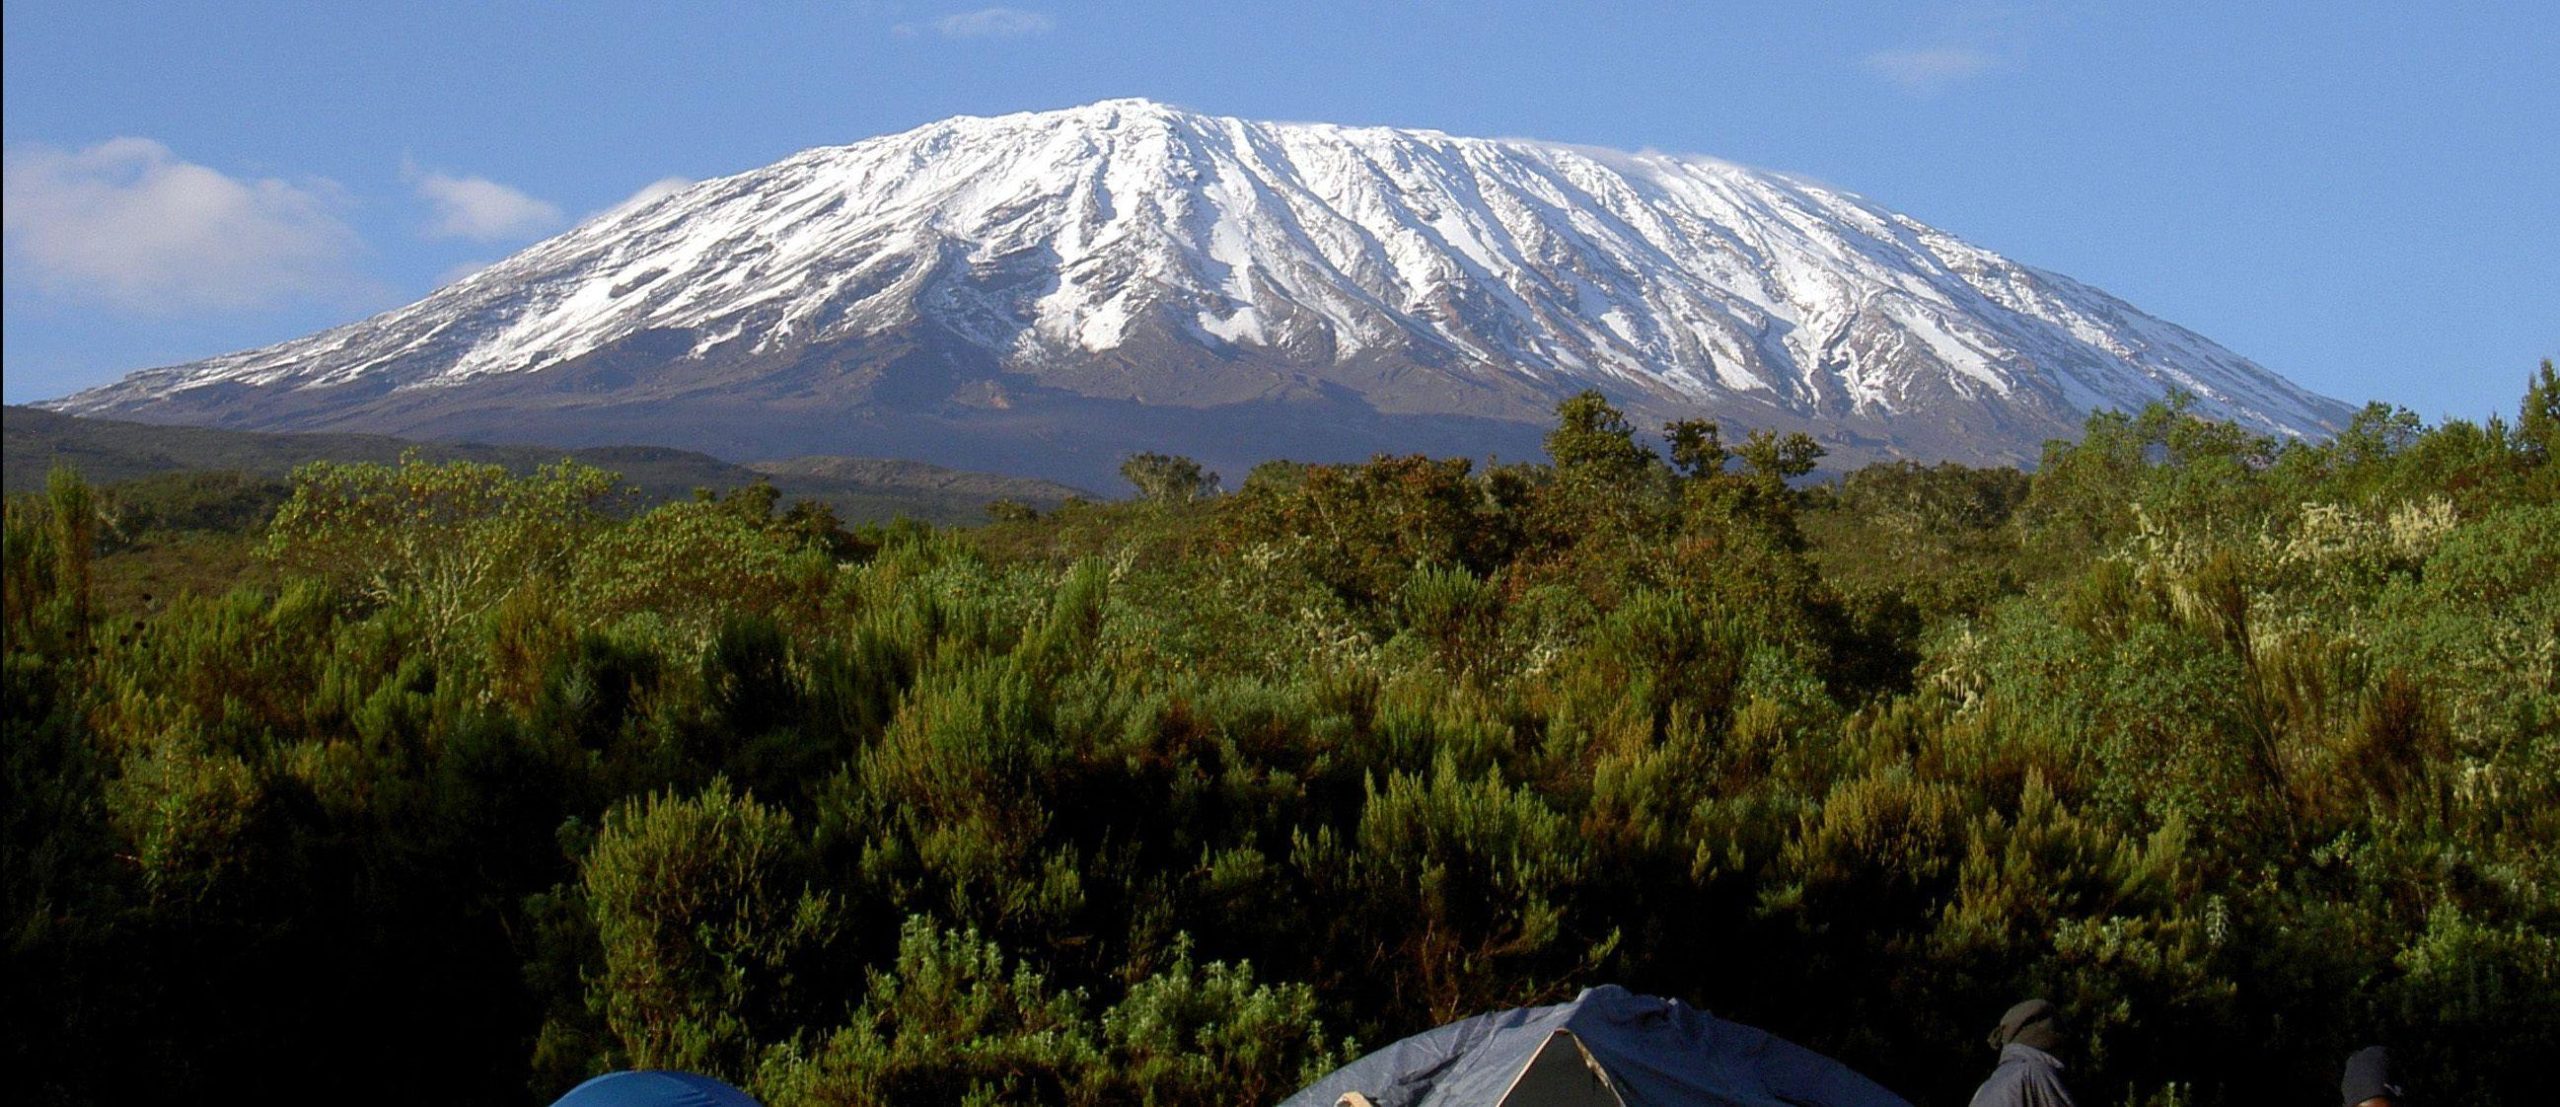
[46, 99, 2350, 486]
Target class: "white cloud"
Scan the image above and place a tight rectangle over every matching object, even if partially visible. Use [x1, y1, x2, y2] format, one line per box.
[436, 258, 497, 287]
[929, 7, 1053, 38]
[407, 161, 564, 242]
[430, 177, 692, 287]
[1, 137, 361, 313]
[604, 176, 695, 217]
[1863, 46, 1999, 94]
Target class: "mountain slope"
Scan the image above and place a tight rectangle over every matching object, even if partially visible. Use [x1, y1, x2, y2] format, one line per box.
[44, 99, 2351, 485]
[2, 406, 1087, 524]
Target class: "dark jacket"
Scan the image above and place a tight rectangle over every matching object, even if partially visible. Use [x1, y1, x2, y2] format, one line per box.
[1967, 1043, 2077, 1107]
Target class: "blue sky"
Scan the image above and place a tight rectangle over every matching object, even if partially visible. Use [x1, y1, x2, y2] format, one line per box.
[5, 1, 2554, 423]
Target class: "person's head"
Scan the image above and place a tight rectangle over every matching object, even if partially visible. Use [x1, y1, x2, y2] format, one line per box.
[1988, 998, 2064, 1054]
[2340, 1045, 2402, 1107]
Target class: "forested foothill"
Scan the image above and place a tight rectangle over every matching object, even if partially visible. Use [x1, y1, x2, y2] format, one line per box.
[6, 365, 2554, 1105]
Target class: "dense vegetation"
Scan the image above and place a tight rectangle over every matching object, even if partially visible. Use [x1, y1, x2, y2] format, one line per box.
[7, 366, 2554, 1106]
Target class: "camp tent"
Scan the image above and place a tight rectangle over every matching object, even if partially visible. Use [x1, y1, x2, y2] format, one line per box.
[549, 1070, 760, 1107]
[1278, 985, 1912, 1107]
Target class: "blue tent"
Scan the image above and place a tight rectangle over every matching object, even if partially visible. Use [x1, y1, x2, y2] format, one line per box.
[1279, 986, 1911, 1107]
[550, 1070, 760, 1107]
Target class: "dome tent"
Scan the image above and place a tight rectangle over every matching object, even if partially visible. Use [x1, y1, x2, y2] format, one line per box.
[550, 1070, 759, 1107]
[1279, 986, 1911, 1107]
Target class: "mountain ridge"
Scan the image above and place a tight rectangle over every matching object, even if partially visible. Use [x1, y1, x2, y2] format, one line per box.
[42, 99, 2353, 487]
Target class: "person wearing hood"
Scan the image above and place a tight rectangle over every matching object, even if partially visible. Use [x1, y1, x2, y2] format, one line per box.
[1967, 998, 2077, 1107]
[2339, 1045, 2404, 1107]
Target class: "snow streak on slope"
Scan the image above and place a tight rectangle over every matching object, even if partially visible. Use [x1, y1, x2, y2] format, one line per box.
[54, 99, 2347, 443]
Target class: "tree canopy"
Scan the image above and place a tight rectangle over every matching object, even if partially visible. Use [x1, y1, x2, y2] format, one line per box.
[6, 369, 2555, 1105]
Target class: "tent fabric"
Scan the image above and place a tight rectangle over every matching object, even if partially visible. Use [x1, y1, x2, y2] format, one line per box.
[1279, 985, 1913, 1107]
[550, 1070, 761, 1107]
[1499, 1031, 1626, 1106]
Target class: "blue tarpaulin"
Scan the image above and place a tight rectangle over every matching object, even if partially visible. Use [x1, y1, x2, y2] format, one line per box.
[1279, 985, 1913, 1107]
[550, 1070, 760, 1107]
